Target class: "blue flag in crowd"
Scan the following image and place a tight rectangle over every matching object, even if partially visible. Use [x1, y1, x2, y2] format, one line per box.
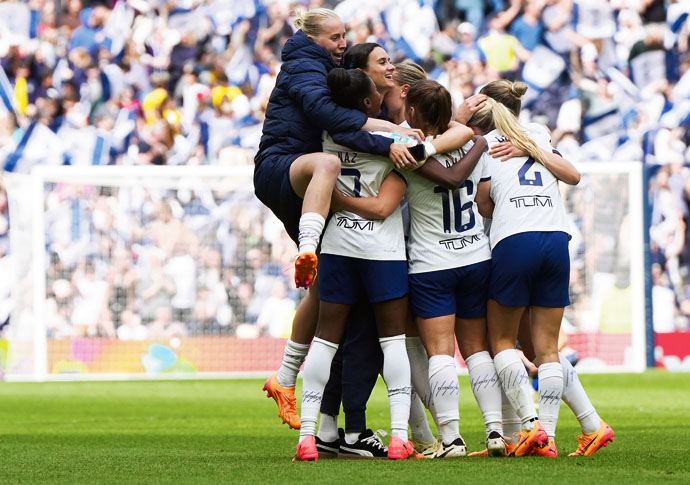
[0, 65, 17, 116]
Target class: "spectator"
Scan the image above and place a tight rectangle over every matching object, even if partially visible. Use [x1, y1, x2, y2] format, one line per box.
[477, 15, 530, 80]
[117, 308, 148, 341]
[509, 0, 544, 51]
[70, 259, 112, 337]
[452, 22, 485, 68]
[256, 278, 296, 338]
[166, 241, 197, 323]
[136, 249, 175, 324]
[147, 305, 187, 339]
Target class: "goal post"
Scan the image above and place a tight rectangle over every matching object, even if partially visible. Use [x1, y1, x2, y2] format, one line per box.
[565, 162, 646, 372]
[1, 162, 647, 381]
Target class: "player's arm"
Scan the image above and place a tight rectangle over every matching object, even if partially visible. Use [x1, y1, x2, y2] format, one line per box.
[425, 124, 474, 156]
[331, 131, 418, 168]
[540, 148, 580, 185]
[415, 135, 488, 189]
[290, 67, 419, 141]
[475, 180, 494, 219]
[330, 171, 406, 220]
[490, 143, 581, 186]
[362, 119, 424, 142]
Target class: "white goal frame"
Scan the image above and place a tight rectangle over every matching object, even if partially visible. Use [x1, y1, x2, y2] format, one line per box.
[2, 162, 647, 381]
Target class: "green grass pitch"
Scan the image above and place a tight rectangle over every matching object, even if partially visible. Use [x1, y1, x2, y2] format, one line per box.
[1, 372, 689, 484]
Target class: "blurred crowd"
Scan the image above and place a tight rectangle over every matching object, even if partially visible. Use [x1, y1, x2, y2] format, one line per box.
[650, 163, 690, 332]
[0, 0, 689, 338]
[1, 175, 301, 340]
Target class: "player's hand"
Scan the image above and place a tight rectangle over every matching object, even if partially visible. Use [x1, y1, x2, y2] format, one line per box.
[455, 94, 487, 124]
[389, 144, 417, 169]
[490, 141, 526, 161]
[409, 158, 427, 171]
[394, 125, 425, 143]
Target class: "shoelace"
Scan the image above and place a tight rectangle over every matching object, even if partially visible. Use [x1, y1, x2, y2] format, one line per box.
[574, 435, 592, 453]
[363, 430, 388, 450]
[285, 393, 299, 413]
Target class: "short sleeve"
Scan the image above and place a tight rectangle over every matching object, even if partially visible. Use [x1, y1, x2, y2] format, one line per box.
[479, 153, 492, 182]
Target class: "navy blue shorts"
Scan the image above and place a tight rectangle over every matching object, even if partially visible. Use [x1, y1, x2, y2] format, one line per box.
[489, 231, 570, 308]
[408, 260, 490, 319]
[318, 254, 408, 305]
[254, 154, 303, 244]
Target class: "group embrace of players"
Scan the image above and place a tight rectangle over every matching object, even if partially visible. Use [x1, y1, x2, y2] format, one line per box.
[253, 7, 614, 461]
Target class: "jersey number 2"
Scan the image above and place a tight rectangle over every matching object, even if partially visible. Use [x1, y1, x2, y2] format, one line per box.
[434, 180, 475, 234]
[518, 158, 543, 186]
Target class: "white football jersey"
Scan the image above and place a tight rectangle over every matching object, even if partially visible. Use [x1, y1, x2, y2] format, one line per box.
[485, 123, 571, 250]
[404, 140, 492, 274]
[320, 132, 406, 261]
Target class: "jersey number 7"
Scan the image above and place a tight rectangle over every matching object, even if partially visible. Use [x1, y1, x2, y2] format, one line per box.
[341, 168, 361, 197]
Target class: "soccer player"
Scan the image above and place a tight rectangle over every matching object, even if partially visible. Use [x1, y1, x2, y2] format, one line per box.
[314, 52, 474, 459]
[477, 80, 614, 457]
[467, 83, 581, 457]
[402, 80, 505, 458]
[256, 8, 421, 431]
[314, 44, 416, 460]
[294, 68, 418, 461]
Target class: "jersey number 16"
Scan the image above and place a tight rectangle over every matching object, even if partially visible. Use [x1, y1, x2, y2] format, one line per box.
[434, 180, 475, 234]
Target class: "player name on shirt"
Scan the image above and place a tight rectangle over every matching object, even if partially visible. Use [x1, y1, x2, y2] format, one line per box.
[336, 151, 359, 164]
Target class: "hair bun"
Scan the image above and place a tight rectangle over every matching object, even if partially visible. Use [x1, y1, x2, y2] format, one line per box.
[293, 7, 306, 29]
[511, 82, 528, 98]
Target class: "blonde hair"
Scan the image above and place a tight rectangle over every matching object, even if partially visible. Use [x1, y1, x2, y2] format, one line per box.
[468, 97, 547, 165]
[293, 7, 340, 37]
[393, 60, 427, 87]
[480, 80, 527, 117]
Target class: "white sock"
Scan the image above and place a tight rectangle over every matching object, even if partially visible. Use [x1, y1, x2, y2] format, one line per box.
[493, 349, 538, 430]
[316, 413, 339, 442]
[380, 335, 411, 441]
[406, 336, 439, 428]
[299, 338, 338, 441]
[277, 339, 310, 388]
[428, 354, 460, 444]
[538, 362, 563, 439]
[345, 432, 359, 444]
[501, 388, 522, 444]
[409, 390, 435, 444]
[465, 351, 503, 437]
[297, 212, 325, 254]
[560, 353, 601, 434]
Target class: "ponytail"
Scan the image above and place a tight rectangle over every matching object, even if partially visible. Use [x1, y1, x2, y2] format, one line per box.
[480, 79, 527, 117]
[469, 98, 547, 165]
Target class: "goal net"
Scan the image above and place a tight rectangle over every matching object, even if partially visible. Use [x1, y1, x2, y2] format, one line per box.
[0, 162, 646, 381]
